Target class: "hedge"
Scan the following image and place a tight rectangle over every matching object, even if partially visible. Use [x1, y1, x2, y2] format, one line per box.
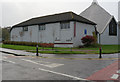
[3, 41, 54, 47]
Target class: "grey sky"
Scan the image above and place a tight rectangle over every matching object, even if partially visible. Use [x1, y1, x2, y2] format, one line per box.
[1, 0, 119, 27]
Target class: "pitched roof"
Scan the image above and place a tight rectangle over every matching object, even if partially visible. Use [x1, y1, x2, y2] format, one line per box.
[12, 12, 96, 28]
[80, 1, 115, 34]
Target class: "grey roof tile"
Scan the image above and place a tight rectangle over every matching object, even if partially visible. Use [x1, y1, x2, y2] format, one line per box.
[13, 12, 96, 28]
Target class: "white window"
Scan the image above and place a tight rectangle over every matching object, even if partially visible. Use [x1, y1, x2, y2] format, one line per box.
[39, 25, 45, 30]
[23, 26, 28, 31]
[60, 22, 70, 29]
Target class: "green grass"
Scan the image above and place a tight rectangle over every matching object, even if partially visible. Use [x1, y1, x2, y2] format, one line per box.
[28, 50, 86, 54]
[1, 44, 119, 54]
[100, 45, 119, 54]
[1, 44, 71, 51]
[1, 44, 36, 50]
[0, 43, 2, 47]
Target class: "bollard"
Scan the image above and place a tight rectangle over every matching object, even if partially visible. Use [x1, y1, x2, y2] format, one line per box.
[36, 45, 39, 56]
[99, 47, 102, 58]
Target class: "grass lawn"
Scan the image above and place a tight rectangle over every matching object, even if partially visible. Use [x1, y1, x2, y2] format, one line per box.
[1, 44, 36, 50]
[28, 50, 86, 54]
[101, 45, 119, 54]
[1, 44, 119, 54]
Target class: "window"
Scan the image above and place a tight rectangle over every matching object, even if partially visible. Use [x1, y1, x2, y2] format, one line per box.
[23, 26, 28, 31]
[109, 18, 117, 36]
[84, 29, 87, 35]
[60, 22, 70, 29]
[39, 25, 45, 30]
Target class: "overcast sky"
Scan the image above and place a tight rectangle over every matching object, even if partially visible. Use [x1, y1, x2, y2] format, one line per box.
[1, 0, 119, 27]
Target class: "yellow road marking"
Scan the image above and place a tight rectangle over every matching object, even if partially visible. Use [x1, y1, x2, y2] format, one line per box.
[24, 55, 119, 60]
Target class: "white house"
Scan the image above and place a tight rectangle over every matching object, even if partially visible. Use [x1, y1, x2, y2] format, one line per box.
[10, 12, 96, 47]
[80, 0, 119, 45]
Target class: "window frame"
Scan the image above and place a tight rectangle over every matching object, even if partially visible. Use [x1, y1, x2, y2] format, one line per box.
[109, 18, 117, 36]
[23, 26, 28, 31]
[39, 24, 46, 31]
[60, 21, 70, 29]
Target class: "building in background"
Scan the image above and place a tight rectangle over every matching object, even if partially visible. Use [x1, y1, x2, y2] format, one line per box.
[10, 0, 119, 47]
[80, 0, 119, 45]
[10, 12, 96, 47]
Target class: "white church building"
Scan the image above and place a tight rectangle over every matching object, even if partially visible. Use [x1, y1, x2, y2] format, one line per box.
[10, 12, 96, 47]
[80, 0, 119, 45]
[10, 0, 119, 47]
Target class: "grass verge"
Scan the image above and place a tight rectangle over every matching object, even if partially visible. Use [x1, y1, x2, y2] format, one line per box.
[1, 44, 119, 54]
[28, 50, 86, 54]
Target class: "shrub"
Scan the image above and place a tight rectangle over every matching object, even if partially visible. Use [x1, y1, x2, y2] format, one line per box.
[81, 35, 95, 47]
[3, 41, 54, 47]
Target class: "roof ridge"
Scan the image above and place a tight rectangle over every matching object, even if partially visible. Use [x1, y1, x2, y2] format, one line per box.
[11, 11, 96, 30]
[32, 11, 74, 19]
[81, 1, 112, 17]
[101, 16, 113, 34]
[96, 3, 112, 17]
[92, 0, 98, 5]
[80, 3, 94, 15]
[80, 1, 117, 34]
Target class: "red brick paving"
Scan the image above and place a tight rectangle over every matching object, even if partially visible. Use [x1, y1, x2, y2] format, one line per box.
[86, 61, 119, 81]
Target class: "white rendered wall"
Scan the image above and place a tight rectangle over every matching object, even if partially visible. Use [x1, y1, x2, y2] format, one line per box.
[11, 22, 73, 44]
[28, 25, 38, 42]
[100, 25, 118, 45]
[10, 27, 23, 41]
[54, 44, 73, 47]
[54, 22, 74, 47]
[38, 23, 59, 43]
[73, 22, 95, 47]
[11, 25, 39, 42]
[10, 21, 95, 47]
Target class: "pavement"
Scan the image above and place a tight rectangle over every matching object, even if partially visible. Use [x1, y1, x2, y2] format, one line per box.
[87, 61, 119, 80]
[0, 48, 119, 59]
[0, 48, 35, 56]
[0, 48, 120, 81]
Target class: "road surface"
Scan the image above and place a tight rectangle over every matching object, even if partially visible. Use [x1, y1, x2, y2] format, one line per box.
[1, 52, 119, 81]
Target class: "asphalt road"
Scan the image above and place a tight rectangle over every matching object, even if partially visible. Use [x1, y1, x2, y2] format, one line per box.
[1, 52, 119, 81]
